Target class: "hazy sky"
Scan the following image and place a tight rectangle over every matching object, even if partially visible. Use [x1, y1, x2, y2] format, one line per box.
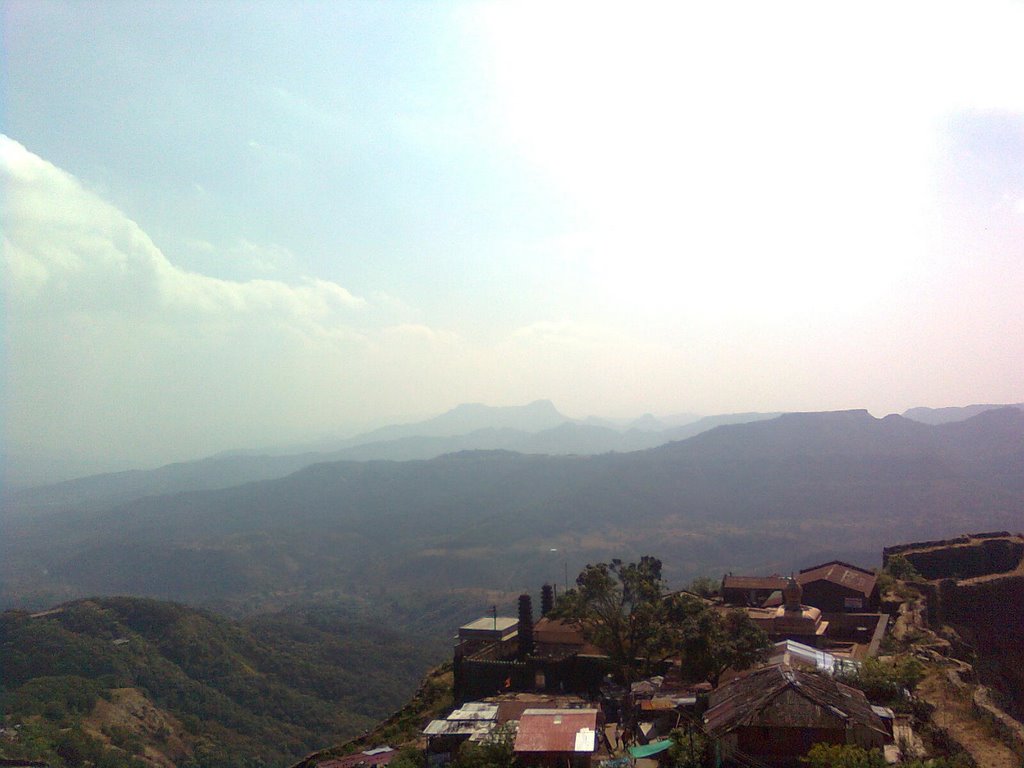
[3, 1, 1023, 477]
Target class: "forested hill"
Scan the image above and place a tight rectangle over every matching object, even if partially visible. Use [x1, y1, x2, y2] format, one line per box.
[2, 408, 1021, 614]
[0, 597, 442, 767]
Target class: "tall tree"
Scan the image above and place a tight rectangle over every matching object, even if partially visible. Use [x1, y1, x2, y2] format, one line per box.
[553, 557, 678, 683]
[555, 556, 770, 685]
[676, 607, 770, 687]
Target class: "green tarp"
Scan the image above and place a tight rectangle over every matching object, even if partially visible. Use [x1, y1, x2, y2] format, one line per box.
[628, 739, 672, 758]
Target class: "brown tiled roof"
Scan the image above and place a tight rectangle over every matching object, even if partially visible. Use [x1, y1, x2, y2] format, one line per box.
[513, 709, 599, 754]
[797, 561, 877, 597]
[704, 664, 887, 737]
[722, 575, 788, 591]
[639, 697, 676, 711]
[533, 618, 606, 656]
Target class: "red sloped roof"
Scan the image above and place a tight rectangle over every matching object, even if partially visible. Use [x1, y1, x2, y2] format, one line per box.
[513, 709, 599, 753]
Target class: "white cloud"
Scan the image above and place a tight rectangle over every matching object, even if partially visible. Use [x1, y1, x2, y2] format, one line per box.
[0, 135, 451, 468]
[2, 135, 365, 327]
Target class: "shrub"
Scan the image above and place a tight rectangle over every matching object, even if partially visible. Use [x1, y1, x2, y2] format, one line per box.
[835, 656, 924, 706]
[801, 743, 886, 767]
[885, 555, 922, 582]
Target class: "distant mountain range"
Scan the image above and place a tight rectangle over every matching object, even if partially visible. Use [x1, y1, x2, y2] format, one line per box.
[3, 406, 1021, 615]
[7, 401, 1020, 494]
[2, 402, 780, 514]
[901, 402, 1024, 425]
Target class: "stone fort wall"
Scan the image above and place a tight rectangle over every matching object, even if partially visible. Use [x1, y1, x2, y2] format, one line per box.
[882, 532, 1023, 581]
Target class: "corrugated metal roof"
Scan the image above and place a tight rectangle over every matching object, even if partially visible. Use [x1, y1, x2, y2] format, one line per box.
[469, 722, 517, 743]
[514, 709, 599, 754]
[449, 704, 498, 721]
[423, 720, 493, 738]
[768, 639, 846, 673]
[489, 695, 592, 722]
[704, 664, 887, 737]
[461, 617, 518, 632]
[458, 702, 498, 712]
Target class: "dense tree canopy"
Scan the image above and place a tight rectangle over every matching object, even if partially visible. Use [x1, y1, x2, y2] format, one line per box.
[676, 607, 771, 687]
[553, 557, 674, 682]
[554, 556, 769, 684]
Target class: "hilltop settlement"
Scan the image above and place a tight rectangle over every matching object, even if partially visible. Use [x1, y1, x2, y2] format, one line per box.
[296, 532, 1024, 768]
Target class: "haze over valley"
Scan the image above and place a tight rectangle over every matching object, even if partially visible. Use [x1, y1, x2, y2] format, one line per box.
[3, 2, 1024, 766]
[3, 402, 1022, 616]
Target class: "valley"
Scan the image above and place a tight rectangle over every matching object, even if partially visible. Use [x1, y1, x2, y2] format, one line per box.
[2, 404, 1022, 767]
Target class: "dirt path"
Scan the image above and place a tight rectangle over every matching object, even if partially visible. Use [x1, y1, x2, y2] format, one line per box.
[917, 670, 1021, 768]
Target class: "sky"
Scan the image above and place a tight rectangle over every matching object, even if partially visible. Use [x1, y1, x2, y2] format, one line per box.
[2, 1, 1023, 481]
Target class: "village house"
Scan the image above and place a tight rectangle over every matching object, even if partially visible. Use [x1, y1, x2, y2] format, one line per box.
[740, 577, 831, 648]
[722, 560, 879, 613]
[722, 571, 888, 660]
[443, 568, 892, 768]
[721, 574, 788, 607]
[423, 702, 500, 760]
[513, 708, 601, 768]
[796, 561, 880, 612]
[456, 616, 519, 656]
[453, 600, 612, 701]
[422, 694, 599, 765]
[703, 664, 891, 767]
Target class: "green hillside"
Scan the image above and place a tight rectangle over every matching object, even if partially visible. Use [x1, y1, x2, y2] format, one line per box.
[0, 597, 443, 767]
[4, 409, 1021, 615]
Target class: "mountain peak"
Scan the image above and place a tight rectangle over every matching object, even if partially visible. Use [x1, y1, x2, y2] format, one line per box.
[778, 409, 874, 421]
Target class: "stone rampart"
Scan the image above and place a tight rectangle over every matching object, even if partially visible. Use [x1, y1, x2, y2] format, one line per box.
[926, 574, 1024, 716]
[883, 531, 1011, 558]
[922, 573, 1024, 629]
[883, 533, 1023, 581]
[973, 686, 1024, 758]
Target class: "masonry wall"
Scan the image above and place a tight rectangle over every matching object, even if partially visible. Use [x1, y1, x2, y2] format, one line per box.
[938, 575, 1024, 629]
[453, 653, 610, 702]
[906, 539, 1022, 580]
[921, 574, 1024, 713]
[883, 531, 1012, 559]
[882, 533, 1022, 581]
